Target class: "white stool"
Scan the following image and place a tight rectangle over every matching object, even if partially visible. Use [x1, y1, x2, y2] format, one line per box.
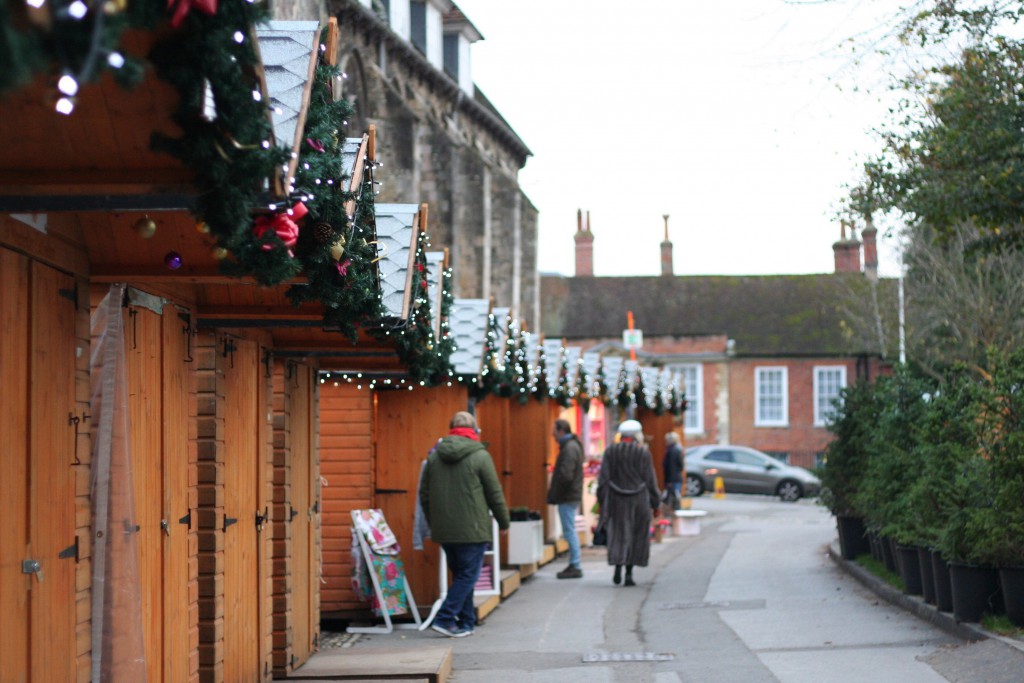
[674, 510, 708, 536]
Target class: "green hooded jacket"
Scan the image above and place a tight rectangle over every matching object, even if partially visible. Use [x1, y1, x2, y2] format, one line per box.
[420, 435, 510, 543]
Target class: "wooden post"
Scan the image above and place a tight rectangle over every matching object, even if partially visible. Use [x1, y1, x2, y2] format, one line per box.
[325, 18, 339, 67]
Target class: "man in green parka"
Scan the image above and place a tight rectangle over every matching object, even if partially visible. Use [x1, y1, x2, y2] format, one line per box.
[420, 411, 510, 637]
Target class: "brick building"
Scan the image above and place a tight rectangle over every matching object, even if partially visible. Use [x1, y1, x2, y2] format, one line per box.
[273, 0, 540, 326]
[541, 215, 898, 469]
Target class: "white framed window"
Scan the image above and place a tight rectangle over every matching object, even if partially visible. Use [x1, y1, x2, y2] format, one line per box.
[679, 364, 703, 434]
[755, 366, 788, 427]
[814, 365, 847, 426]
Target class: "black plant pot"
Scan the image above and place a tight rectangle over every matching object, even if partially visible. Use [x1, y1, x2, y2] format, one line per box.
[836, 515, 871, 560]
[999, 567, 1024, 627]
[917, 546, 936, 605]
[880, 536, 898, 575]
[950, 563, 1002, 623]
[895, 545, 923, 595]
[931, 550, 954, 613]
[868, 532, 883, 563]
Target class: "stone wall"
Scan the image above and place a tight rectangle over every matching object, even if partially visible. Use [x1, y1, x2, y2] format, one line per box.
[271, 0, 540, 327]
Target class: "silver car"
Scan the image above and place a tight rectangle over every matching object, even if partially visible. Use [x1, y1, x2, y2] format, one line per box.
[684, 445, 821, 502]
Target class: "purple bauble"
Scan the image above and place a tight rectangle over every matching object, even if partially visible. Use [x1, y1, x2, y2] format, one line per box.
[164, 251, 183, 270]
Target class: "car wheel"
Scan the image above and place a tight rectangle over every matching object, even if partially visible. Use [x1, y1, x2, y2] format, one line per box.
[776, 479, 802, 502]
[686, 474, 705, 497]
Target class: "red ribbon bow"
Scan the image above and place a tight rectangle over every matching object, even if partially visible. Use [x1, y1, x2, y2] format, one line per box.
[167, 0, 218, 28]
[252, 206, 304, 255]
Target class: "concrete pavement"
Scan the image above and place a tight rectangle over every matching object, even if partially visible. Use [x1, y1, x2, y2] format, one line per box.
[320, 495, 1024, 682]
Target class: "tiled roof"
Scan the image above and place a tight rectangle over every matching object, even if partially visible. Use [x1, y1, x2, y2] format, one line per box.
[257, 22, 320, 155]
[449, 299, 490, 376]
[425, 251, 446, 340]
[541, 274, 899, 357]
[374, 204, 420, 319]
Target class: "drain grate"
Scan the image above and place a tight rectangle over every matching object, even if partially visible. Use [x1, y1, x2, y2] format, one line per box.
[658, 598, 766, 611]
[582, 652, 676, 663]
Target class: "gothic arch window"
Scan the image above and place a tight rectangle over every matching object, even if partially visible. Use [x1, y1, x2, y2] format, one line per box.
[337, 49, 368, 135]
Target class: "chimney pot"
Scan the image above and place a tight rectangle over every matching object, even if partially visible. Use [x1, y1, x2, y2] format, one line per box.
[575, 208, 594, 277]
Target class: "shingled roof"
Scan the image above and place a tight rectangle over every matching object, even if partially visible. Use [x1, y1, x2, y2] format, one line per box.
[541, 274, 899, 358]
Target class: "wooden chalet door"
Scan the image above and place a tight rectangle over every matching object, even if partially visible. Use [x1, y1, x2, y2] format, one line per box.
[507, 400, 557, 518]
[222, 336, 267, 683]
[290, 363, 315, 666]
[124, 296, 192, 683]
[0, 249, 78, 682]
[373, 385, 466, 607]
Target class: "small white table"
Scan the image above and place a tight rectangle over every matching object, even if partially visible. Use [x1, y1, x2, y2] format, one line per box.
[673, 510, 708, 536]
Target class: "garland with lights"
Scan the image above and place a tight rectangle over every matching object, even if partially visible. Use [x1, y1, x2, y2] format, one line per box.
[148, 1, 298, 284]
[0, 0, 155, 96]
[285, 56, 384, 340]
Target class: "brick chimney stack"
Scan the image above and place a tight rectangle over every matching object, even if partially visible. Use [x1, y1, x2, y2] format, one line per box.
[660, 214, 674, 276]
[833, 220, 861, 273]
[861, 217, 878, 281]
[574, 208, 594, 277]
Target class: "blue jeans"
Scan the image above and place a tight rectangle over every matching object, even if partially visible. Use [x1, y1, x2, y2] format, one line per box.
[558, 503, 581, 569]
[438, 542, 487, 629]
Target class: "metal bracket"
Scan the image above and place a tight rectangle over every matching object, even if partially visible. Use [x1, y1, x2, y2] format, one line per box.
[179, 311, 196, 363]
[290, 506, 298, 522]
[255, 506, 269, 532]
[22, 559, 41, 574]
[223, 516, 238, 531]
[68, 412, 90, 466]
[222, 337, 237, 368]
[58, 537, 79, 562]
[179, 511, 192, 528]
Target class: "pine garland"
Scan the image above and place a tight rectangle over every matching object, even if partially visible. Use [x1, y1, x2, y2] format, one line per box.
[286, 57, 383, 340]
[149, 2, 296, 284]
[0, 0, 155, 93]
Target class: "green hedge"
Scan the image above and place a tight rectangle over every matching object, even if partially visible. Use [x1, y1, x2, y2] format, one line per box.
[821, 351, 1024, 567]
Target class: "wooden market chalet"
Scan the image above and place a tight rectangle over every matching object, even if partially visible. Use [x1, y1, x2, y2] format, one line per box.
[0, 6, 686, 683]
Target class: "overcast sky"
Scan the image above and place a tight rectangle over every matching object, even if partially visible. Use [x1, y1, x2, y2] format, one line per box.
[454, 0, 909, 278]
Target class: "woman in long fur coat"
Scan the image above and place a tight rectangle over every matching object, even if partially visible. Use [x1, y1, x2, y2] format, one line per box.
[596, 419, 661, 586]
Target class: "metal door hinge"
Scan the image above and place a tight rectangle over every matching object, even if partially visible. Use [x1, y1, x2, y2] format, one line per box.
[58, 537, 79, 562]
[223, 516, 238, 531]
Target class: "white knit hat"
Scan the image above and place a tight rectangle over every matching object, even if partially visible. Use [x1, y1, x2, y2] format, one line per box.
[617, 419, 642, 435]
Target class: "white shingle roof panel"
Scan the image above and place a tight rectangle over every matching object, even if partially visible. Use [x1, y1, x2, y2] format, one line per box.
[374, 203, 419, 319]
[256, 21, 320, 154]
[450, 299, 490, 376]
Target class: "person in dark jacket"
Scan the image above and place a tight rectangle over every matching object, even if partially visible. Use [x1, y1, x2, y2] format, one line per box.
[596, 419, 660, 587]
[420, 411, 510, 637]
[663, 431, 684, 509]
[548, 419, 585, 579]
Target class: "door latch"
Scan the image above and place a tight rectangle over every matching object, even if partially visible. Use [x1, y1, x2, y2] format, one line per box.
[22, 560, 43, 582]
[255, 506, 269, 532]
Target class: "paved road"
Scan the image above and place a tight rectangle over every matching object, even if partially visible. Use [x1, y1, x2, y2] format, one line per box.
[338, 495, 1024, 682]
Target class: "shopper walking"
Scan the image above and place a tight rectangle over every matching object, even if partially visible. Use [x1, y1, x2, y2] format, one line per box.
[420, 411, 510, 637]
[663, 431, 684, 509]
[596, 419, 660, 587]
[548, 419, 585, 579]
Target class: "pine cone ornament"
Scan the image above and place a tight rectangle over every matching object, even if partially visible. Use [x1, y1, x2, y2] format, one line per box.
[313, 222, 335, 244]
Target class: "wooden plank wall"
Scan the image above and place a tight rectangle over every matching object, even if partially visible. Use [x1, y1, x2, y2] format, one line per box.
[318, 382, 373, 614]
[272, 360, 319, 675]
[71, 272, 92, 683]
[196, 332, 274, 683]
[117, 292, 199, 683]
[638, 409, 680, 492]
[374, 385, 468, 608]
[506, 399, 559, 536]
[0, 249, 87, 683]
[196, 332, 225, 683]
